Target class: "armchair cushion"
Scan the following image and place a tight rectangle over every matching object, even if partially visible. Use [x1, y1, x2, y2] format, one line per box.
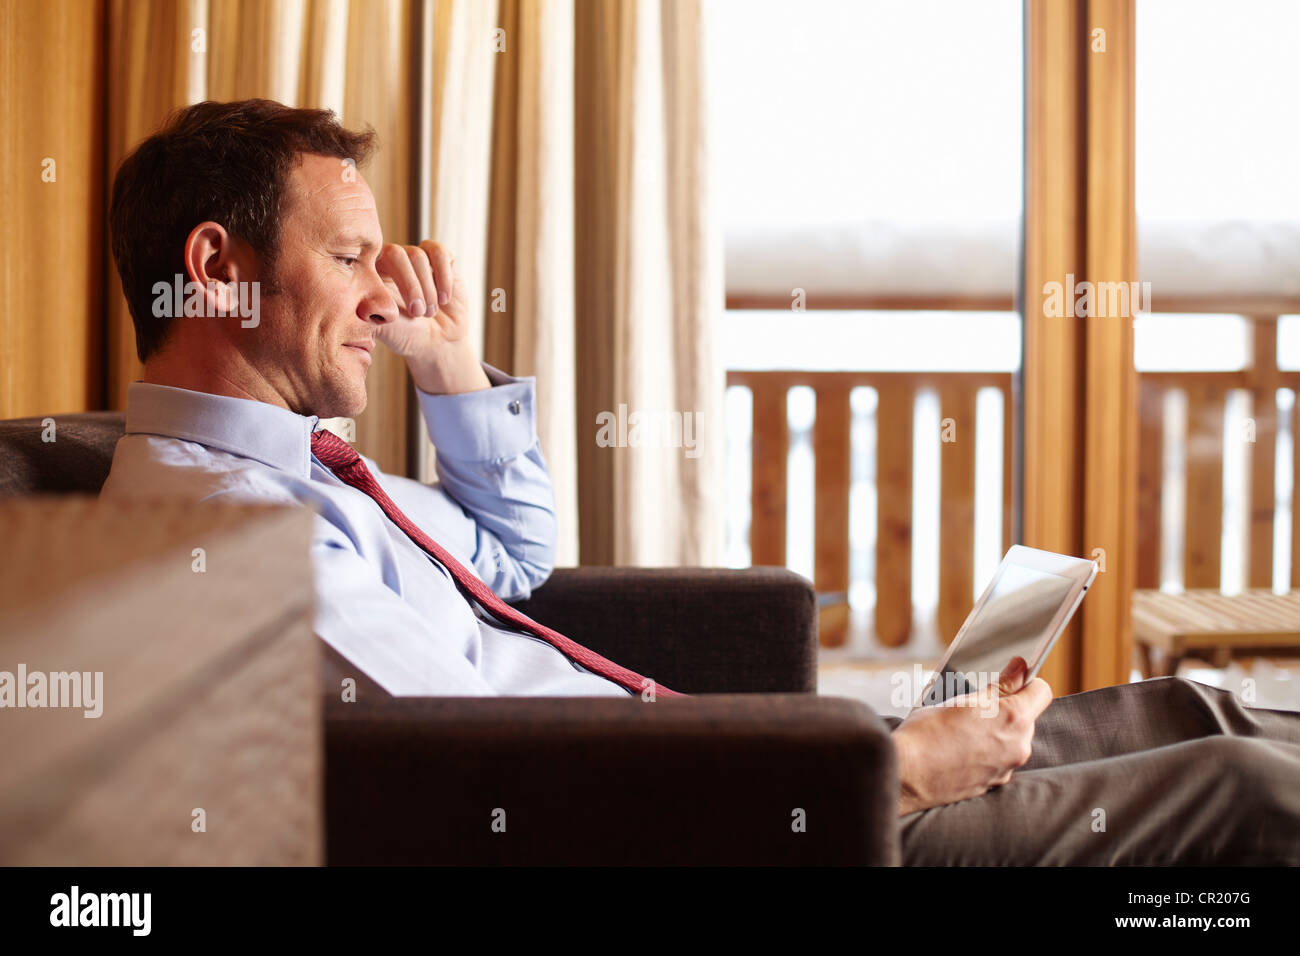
[510, 566, 818, 695]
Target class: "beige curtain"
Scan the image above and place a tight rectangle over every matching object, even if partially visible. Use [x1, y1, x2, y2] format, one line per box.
[103, 0, 723, 567]
[474, 0, 725, 565]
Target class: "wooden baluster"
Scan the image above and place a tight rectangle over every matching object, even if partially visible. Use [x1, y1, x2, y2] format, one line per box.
[875, 382, 914, 647]
[814, 385, 852, 646]
[1136, 380, 1164, 589]
[938, 384, 976, 644]
[1001, 378, 1014, 554]
[749, 381, 788, 568]
[1248, 317, 1278, 590]
[1184, 385, 1224, 589]
[1294, 391, 1300, 590]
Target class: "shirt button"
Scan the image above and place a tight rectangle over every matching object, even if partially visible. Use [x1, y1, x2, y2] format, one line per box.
[508, 400, 521, 415]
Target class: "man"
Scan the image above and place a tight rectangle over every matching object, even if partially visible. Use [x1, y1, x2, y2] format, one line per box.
[100, 99, 1300, 865]
[102, 98, 628, 699]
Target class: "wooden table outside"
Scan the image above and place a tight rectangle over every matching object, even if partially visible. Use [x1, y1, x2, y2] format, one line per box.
[1132, 588, 1300, 677]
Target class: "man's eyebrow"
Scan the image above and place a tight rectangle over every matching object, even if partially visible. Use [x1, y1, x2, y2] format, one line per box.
[333, 234, 379, 252]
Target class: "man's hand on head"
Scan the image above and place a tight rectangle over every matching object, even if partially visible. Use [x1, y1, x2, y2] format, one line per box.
[891, 655, 1053, 817]
[374, 239, 491, 395]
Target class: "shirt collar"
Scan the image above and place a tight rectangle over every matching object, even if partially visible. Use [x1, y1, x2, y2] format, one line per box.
[124, 381, 321, 479]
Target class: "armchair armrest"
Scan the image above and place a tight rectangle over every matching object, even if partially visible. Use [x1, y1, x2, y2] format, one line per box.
[509, 567, 817, 694]
[324, 693, 899, 865]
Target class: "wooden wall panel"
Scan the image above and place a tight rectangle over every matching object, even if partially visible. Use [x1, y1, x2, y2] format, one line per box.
[0, 0, 106, 419]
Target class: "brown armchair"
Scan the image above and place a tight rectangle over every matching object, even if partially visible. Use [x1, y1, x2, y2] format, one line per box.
[0, 412, 899, 865]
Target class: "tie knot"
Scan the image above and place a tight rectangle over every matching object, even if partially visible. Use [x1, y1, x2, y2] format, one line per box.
[311, 427, 361, 470]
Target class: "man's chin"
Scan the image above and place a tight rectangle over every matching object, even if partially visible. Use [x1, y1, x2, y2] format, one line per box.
[337, 391, 368, 420]
[312, 380, 368, 421]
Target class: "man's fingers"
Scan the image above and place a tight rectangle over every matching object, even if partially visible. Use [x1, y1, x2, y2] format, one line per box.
[420, 240, 454, 307]
[996, 656, 1027, 696]
[405, 246, 439, 316]
[376, 245, 426, 317]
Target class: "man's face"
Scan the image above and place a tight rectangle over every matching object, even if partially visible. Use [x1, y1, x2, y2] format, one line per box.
[248, 153, 397, 419]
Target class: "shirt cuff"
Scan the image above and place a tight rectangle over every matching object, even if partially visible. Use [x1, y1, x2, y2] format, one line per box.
[415, 361, 537, 462]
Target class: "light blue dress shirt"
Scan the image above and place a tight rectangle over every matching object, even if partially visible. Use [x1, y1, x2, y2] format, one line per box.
[99, 364, 632, 698]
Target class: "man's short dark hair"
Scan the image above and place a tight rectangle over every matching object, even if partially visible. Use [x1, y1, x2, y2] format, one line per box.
[109, 98, 376, 362]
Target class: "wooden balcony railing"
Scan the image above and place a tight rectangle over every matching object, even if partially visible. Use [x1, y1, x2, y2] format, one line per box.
[1137, 316, 1300, 592]
[726, 370, 1015, 649]
[729, 316, 1300, 651]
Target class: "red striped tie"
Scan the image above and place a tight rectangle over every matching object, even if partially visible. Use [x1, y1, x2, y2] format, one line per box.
[311, 428, 684, 698]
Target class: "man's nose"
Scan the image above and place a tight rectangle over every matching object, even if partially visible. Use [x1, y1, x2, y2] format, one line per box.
[361, 270, 400, 325]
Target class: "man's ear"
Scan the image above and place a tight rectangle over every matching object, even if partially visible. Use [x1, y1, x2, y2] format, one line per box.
[183, 222, 256, 316]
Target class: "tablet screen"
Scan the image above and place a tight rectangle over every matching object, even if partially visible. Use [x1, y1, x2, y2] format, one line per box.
[921, 563, 1077, 705]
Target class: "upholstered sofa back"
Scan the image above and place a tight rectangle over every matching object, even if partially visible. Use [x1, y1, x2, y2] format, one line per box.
[0, 412, 125, 497]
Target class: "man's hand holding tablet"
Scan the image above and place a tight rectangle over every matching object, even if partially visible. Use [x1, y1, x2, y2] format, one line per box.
[892, 546, 1097, 817]
[893, 655, 1054, 817]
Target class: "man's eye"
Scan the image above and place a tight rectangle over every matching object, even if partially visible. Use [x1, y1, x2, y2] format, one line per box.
[335, 256, 359, 267]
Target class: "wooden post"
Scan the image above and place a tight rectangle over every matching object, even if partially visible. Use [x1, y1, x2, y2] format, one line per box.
[1080, 0, 1138, 689]
[1025, 0, 1138, 691]
[1023, 0, 1087, 693]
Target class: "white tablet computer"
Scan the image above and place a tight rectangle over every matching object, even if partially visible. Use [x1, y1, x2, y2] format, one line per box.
[913, 545, 1099, 711]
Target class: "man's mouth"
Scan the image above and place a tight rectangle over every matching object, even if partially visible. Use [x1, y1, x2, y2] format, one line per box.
[344, 341, 374, 365]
